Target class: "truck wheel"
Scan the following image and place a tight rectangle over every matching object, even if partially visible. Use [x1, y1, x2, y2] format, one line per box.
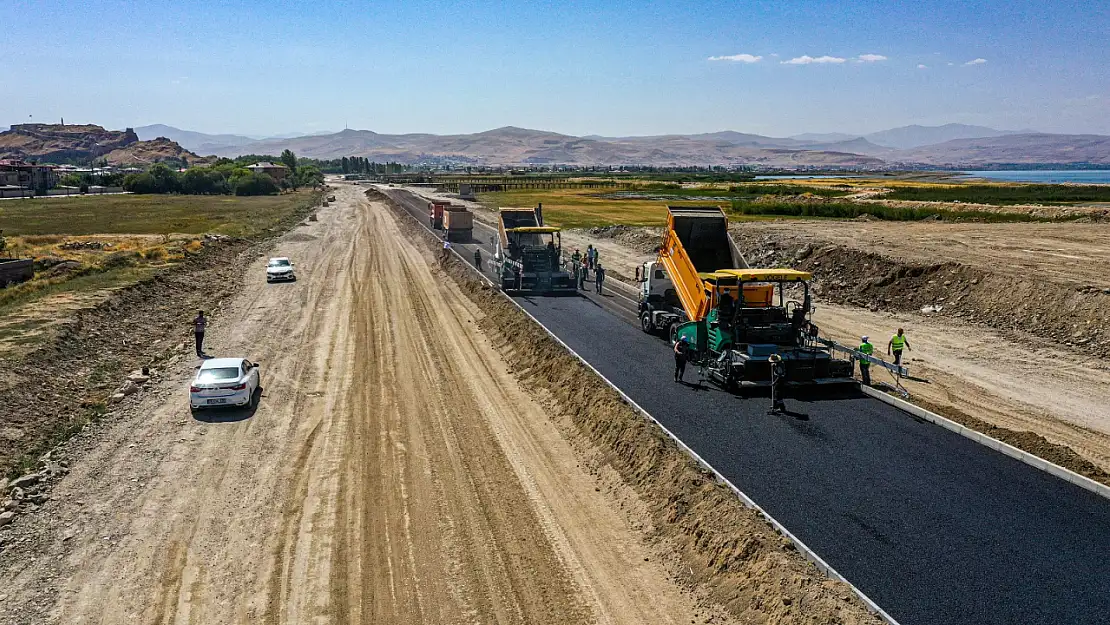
[667, 322, 680, 345]
[640, 312, 654, 334]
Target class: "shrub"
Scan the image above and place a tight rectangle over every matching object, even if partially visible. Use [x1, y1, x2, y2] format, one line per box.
[232, 172, 280, 196]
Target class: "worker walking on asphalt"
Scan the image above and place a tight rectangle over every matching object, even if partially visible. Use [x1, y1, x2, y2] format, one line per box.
[586, 244, 595, 270]
[858, 336, 874, 386]
[193, 310, 207, 357]
[594, 263, 606, 294]
[888, 328, 911, 367]
[768, 353, 786, 414]
[572, 248, 581, 266]
[473, 247, 482, 271]
[674, 336, 689, 382]
[578, 261, 588, 289]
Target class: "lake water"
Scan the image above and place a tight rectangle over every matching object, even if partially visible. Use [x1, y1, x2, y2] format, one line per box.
[961, 170, 1110, 184]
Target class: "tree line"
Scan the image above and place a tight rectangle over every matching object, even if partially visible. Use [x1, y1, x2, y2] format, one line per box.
[122, 150, 323, 196]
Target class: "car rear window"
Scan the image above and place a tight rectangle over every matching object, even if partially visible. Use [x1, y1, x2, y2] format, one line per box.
[196, 367, 240, 382]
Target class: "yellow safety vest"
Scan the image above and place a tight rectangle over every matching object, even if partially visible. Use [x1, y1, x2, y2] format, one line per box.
[891, 335, 906, 351]
[859, 342, 874, 355]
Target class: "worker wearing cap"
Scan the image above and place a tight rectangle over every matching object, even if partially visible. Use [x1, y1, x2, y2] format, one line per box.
[768, 353, 786, 414]
[888, 328, 911, 367]
[674, 336, 689, 383]
[858, 336, 874, 386]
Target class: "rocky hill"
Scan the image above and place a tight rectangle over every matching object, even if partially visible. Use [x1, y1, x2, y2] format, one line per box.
[0, 124, 201, 166]
[102, 137, 206, 166]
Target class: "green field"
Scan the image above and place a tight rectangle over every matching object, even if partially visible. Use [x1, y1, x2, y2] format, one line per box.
[0, 191, 320, 237]
[882, 184, 1110, 205]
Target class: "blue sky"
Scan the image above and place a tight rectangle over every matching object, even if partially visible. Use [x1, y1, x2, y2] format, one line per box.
[3, 0, 1108, 137]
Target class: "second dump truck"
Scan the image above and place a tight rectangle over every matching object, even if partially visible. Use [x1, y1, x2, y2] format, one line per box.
[639, 206, 853, 389]
[443, 204, 473, 242]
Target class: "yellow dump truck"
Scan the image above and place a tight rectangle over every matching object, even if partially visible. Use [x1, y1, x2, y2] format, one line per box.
[638, 206, 853, 389]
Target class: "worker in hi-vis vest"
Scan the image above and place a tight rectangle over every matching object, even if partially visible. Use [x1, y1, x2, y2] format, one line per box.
[858, 336, 874, 386]
[888, 328, 911, 367]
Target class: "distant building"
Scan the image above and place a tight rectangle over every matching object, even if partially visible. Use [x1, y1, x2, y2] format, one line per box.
[246, 162, 288, 181]
[0, 159, 58, 191]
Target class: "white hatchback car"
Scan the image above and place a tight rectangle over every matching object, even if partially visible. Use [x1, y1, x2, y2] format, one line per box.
[266, 257, 296, 282]
[189, 358, 261, 411]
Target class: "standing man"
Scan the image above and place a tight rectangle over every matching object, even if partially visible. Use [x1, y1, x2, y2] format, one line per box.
[858, 335, 874, 386]
[586, 244, 595, 270]
[888, 328, 911, 367]
[473, 247, 482, 271]
[594, 263, 606, 294]
[571, 248, 581, 266]
[193, 310, 207, 357]
[441, 238, 451, 263]
[768, 354, 786, 414]
[674, 336, 689, 383]
[578, 261, 587, 290]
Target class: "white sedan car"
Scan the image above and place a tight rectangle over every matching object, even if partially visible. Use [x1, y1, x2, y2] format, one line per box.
[266, 257, 296, 282]
[189, 358, 261, 411]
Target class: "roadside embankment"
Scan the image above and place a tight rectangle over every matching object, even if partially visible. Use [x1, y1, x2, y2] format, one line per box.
[372, 187, 884, 625]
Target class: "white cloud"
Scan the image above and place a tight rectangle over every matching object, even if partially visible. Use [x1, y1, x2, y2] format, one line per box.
[782, 55, 846, 65]
[917, 64, 928, 69]
[857, 54, 888, 62]
[708, 53, 762, 63]
[964, 58, 987, 66]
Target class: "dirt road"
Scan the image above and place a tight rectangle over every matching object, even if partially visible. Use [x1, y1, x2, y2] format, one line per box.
[0, 185, 731, 624]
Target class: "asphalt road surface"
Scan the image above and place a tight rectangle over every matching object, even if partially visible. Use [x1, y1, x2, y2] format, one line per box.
[382, 185, 1110, 625]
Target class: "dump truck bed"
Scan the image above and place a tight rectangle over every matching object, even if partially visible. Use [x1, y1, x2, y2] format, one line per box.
[658, 206, 748, 321]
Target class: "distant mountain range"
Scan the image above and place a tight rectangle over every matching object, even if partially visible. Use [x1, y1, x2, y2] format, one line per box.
[9, 123, 1110, 167]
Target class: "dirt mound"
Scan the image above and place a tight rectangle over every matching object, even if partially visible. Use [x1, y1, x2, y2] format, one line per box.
[732, 230, 1110, 354]
[377, 188, 883, 625]
[572, 225, 661, 255]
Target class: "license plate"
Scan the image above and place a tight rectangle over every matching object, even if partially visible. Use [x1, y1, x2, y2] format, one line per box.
[207, 398, 227, 405]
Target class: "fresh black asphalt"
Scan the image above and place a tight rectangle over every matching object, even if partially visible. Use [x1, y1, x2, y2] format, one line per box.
[381, 185, 1110, 625]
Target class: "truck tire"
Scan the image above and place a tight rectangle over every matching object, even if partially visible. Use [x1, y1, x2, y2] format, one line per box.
[640, 312, 654, 334]
[667, 321, 681, 345]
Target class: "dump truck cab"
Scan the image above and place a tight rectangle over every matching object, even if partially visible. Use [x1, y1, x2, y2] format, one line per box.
[493, 206, 576, 294]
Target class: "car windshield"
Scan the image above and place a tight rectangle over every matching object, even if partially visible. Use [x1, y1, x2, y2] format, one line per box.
[268, 259, 290, 267]
[196, 367, 241, 382]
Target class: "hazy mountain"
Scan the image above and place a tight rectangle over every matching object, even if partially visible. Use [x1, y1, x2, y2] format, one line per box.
[795, 137, 895, 156]
[134, 124, 256, 154]
[892, 133, 1110, 165]
[790, 132, 860, 143]
[205, 126, 884, 167]
[864, 124, 1027, 149]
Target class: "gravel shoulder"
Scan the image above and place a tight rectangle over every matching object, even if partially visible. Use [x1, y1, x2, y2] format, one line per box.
[0, 185, 735, 624]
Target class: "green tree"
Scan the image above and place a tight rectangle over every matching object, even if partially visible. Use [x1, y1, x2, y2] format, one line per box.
[296, 165, 324, 189]
[280, 149, 298, 175]
[341, 157, 350, 174]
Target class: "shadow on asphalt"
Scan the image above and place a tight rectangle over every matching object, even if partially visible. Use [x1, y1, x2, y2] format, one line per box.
[191, 387, 263, 424]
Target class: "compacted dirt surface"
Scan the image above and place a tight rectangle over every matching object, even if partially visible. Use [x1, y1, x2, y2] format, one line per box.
[0, 186, 743, 624]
